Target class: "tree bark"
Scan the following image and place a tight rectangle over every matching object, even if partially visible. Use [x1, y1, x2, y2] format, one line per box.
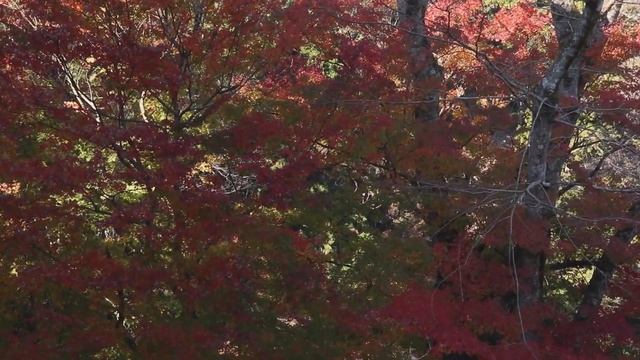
[396, 0, 442, 122]
[519, 0, 604, 307]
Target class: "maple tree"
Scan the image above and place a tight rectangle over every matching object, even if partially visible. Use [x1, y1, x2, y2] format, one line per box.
[1, 0, 640, 358]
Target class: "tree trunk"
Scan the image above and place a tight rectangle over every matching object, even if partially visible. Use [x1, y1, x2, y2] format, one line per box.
[519, 0, 604, 308]
[396, 0, 442, 122]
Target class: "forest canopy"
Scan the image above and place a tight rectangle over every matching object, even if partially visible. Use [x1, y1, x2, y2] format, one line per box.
[1, 0, 640, 358]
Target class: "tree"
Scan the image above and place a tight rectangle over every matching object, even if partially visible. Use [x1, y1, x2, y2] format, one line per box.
[1, 0, 639, 358]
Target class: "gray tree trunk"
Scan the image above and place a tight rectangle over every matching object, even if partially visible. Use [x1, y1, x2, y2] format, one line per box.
[396, 0, 442, 122]
[520, 0, 604, 307]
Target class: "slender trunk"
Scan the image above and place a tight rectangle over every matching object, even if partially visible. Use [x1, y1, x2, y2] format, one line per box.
[396, 0, 442, 122]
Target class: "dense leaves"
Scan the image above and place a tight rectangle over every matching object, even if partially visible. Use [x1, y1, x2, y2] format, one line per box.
[1, 0, 639, 358]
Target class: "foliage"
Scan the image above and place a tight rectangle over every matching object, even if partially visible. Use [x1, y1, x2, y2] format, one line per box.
[0, 0, 639, 358]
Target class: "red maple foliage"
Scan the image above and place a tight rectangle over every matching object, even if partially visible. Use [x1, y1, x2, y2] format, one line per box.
[1, 0, 639, 358]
